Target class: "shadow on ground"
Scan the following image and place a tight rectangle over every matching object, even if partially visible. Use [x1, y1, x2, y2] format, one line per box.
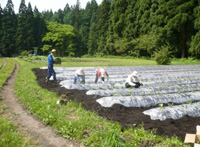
[33, 68, 200, 141]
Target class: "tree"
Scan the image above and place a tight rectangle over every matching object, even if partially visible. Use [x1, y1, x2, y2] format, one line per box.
[0, 0, 17, 57]
[33, 6, 47, 55]
[97, 0, 111, 55]
[16, 0, 28, 53]
[26, 2, 35, 51]
[42, 22, 75, 56]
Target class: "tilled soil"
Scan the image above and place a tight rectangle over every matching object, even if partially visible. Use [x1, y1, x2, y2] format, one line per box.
[33, 68, 200, 141]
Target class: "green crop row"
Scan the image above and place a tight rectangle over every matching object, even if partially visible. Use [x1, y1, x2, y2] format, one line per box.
[0, 58, 35, 147]
[13, 58, 190, 147]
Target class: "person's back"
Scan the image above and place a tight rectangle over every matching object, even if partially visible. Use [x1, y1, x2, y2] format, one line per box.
[125, 71, 142, 88]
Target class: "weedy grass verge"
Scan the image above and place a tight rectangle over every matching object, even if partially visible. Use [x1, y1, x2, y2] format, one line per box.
[0, 58, 35, 147]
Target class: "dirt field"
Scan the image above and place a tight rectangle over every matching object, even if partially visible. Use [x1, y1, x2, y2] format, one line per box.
[33, 68, 200, 141]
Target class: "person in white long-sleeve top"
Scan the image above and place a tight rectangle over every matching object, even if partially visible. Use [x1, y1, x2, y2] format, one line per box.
[125, 71, 143, 88]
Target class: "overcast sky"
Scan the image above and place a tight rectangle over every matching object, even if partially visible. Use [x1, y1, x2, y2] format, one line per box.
[1, 0, 103, 13]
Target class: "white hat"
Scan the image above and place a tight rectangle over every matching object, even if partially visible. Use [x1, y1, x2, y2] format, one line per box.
[100, 68, 106, 77]
[131, 71, 138, 76]
[52, 49, 56, 52]
[77, 68, 85, 75]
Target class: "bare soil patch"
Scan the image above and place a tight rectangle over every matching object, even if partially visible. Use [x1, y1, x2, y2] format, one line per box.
[33, 68, 200, 141]
[1, 64, 81, 147]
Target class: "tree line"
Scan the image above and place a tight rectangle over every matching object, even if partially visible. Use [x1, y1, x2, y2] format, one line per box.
[1, 0, 200, 59]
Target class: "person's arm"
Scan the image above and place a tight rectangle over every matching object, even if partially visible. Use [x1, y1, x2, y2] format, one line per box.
[127, 76, 136, 86]
[106, 72, 109, 81]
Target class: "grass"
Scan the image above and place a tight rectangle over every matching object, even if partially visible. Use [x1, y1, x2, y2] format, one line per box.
[0, 58, 35, 147]
[13, 57, 191, 147]
[0, 58, 3, 69]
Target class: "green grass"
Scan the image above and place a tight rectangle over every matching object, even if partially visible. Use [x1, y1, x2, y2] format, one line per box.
[0, 58, 35, 147]
[0, 58, 3, 69]
[27, 55, 200, 67]
[13, 57, 191, 147]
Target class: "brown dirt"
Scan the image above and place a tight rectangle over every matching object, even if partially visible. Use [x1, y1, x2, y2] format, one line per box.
[33, 68, 200, 142]
[1, 64, 81, 147]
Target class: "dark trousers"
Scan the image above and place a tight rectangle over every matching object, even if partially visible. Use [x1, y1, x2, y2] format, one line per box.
[47, 64, 56, 80]
[95, 73, 104, 83]
[125, 82, 140, 88]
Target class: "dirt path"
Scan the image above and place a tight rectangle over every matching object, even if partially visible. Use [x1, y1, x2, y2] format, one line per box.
[0, 59, 6, 69]
[1, 63, 81, 147]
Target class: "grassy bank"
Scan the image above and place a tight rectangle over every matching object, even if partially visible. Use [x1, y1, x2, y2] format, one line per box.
[14, 57, 190, 147]
[0, 58, 34, 146]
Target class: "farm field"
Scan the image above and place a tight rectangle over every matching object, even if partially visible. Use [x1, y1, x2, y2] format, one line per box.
[34, 64, 200, 141]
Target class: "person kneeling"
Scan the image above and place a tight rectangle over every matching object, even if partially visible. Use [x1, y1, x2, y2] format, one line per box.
[74, 68, 85, 84]
[125, 71, 143, 88]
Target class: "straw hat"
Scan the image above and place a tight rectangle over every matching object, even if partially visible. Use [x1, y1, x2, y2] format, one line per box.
[77, 68, 85, 76]
[52, 49, 56, 53]
[131, 71, 138, 76]
[100, 68, 106, 77]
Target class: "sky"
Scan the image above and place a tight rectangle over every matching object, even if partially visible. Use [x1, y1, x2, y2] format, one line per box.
[1, 0, 103, 13]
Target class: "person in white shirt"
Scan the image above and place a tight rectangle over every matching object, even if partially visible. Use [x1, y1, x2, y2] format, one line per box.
[125, 71, 143, 88]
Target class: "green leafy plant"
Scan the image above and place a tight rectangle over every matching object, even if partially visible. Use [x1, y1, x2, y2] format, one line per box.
[153, 45, 172, 65]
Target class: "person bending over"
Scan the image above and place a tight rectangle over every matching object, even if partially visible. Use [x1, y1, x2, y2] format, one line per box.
[125, 71, 143, 88]
[95, 68, 109, 83]
[74, 68, 85, 84]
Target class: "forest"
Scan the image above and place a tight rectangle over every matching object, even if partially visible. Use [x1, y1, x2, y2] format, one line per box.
[1, 0, 200, 59]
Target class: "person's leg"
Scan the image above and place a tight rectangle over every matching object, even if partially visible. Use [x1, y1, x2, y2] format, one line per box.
[134, 82, 140, 88]
[47, 64, 53, 80]
[125, 83, 131, 88]
[82, 75, 85, 84]
[95, 73, 98, 83]
[73, 76, 77, 84]
[52, 66, 56, 81]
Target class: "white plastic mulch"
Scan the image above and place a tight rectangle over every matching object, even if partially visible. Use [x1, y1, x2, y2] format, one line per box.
[41, 65, 200, 121]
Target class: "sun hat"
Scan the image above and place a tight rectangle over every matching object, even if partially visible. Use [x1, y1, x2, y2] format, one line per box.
[131, 71, 138, 76]
[52, 49, 56, 53]
[77, 68, 85, 76]
[100, 68, 106, 77]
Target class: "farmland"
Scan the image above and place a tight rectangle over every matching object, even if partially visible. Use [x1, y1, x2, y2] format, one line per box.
[2, 57, 199, 146]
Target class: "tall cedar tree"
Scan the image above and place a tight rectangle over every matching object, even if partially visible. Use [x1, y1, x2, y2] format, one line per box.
[97, 0, 111, 55]
[189, 1, 200, 58]
[16, 0, 28, 53]
[88, 0, 99, 55]
[0, 0, 17, 57]
[81, 0, 99, 55]
[63, 4, 73, 25]
[26, 3, 35, 51]
[33, 6, 47, 55]
[72, 0, 83, 57]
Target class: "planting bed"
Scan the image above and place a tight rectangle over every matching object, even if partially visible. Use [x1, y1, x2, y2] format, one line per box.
[33, 65, 200, 141]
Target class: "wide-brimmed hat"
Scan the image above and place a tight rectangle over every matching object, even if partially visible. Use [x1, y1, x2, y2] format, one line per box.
[100, 68, 106, 77]
[52, 49, 56, 53]
[131, 71, 138, 76]
[77, 68, 85, 75]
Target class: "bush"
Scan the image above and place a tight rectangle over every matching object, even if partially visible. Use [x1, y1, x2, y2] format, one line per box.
[154, 45, 171, 65]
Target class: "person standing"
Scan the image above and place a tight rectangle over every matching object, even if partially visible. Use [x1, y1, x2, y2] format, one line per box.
[125, 71, 143, 88]
[46, 49, 57, 83]
[95, 68, 109, 83]
[74, 68, 85, 84]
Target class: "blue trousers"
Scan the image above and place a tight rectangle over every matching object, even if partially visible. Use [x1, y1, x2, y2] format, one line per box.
[74, 75, 85, 84]
[47, 64, 56, 80]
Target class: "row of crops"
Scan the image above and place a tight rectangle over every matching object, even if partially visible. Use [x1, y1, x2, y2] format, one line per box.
[41, 65, 200, 121]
